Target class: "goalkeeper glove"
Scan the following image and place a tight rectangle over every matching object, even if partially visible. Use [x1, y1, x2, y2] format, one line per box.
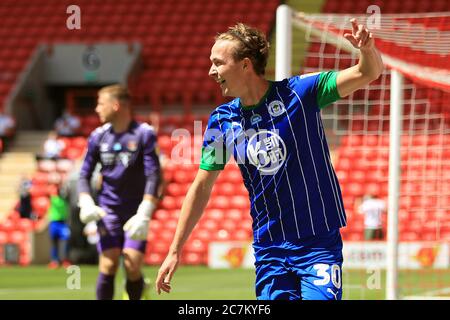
[78, 194, 106, 224]
[123, 199, 156, 241]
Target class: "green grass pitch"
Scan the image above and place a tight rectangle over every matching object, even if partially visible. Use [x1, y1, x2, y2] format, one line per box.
[0, 265, 448, 300]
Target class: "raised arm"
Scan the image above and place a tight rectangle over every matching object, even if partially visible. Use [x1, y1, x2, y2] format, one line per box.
[336, 18, 384, 98]
[156, 168, 221, 294]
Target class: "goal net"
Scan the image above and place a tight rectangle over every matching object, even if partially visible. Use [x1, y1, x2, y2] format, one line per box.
[276, 6, 450, 299]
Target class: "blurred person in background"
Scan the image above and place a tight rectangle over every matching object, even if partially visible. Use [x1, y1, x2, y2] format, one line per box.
[78, 84, 161, 300]
[63, 160, 101, 264]
[42, 184, 72, 269]
[0, 111, 16, 152]
[16, 175, 35, 220]
[356, 194, 386, 240]
[36, 131, 66, 161]
[54, 110, 81, 137]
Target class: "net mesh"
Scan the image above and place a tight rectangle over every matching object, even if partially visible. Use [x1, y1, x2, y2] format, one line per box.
[291, 11, 450, 299]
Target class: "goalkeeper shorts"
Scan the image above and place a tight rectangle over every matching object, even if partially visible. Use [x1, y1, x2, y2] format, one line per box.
[96, 206, 147, 254]
[253, 228, 343, 300]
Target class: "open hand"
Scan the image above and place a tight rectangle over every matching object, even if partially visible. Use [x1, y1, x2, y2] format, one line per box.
[344, 19, 375, 51]
[156, 253, 179, 294]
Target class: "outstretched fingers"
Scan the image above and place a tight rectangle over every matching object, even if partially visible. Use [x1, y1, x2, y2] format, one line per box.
[343, 33, 358, 47]
[344, 18, 372, 49]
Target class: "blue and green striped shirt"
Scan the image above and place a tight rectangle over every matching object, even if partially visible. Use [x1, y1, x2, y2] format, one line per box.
[200, 71, 347, 243]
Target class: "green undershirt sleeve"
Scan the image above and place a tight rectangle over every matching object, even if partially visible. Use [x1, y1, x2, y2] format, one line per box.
[317, 71, 341, 109]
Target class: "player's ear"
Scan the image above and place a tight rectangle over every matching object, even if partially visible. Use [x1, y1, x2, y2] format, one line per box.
[113, 101, 120, 111]
[242, 57, 252, 70]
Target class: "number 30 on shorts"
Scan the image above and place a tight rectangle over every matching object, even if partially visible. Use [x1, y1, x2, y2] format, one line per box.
[312, 264, 342, 289]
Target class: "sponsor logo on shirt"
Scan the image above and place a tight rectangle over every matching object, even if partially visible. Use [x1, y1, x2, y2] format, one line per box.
[127, 140, 138, 152]
[117, 152, 131, 167]
[267, 100, 286, 117]
[246, 130, 286, 175]
[100, 153, 115, 166]
[250, 114, 262, 125]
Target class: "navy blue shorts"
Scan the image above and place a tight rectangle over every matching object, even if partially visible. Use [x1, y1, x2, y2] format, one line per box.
[253, 229, 343, 300]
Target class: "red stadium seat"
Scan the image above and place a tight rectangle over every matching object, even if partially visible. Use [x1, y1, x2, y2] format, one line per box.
[148, 219, 162, 232]
[31, 196, 50, 217]
[153, 209, 171, 221]
[0, 231, 8, 244]
[184, 239, 207, 255]
[230, 196, 250, 210]
[148, 241, 170, 255]
[38, 159, 57, 172]
[205, 209, 225, 221]
[181, 252, 206, 265]
[158, 229, 175, 242]
[164, 218, 178, 231]
[32, 171, 50, 185]
[191, 228, 212, 241]
[0, 0, 284, 105]
[208, 195, 231, 210]
[227, 209, 246, 221]
[199, 218, 219, 232]
[239, 219, 253, 231]
[347, 232, 364, 241]
[71, 137, 87, 149]
[17, 219, 33, 232]
[29, 185, 50, 198]
[56, 159, 74, 172]
[215, 182, 235, 196]
[231, 229, 253, 241]
[224, 168, 243, 184]
[65, 147, 84, 160]
[19, 253, 31, 266]
[145, 252, 165, 265]
[220, 219, 237, 233]
[159, 196, 178, 210]
[172, 170, 195, 184]
[214, 229, 231, 241]
[8, 231, 26, 244]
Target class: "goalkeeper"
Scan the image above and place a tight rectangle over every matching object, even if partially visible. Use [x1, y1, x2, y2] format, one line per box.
[78, 84, 161, 300]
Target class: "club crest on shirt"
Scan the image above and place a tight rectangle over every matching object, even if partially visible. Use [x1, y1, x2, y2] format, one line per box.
[250, 114, 262, 125]
[127, 140, 138, 152]
[267, 100, 286, 117]
[246, 130, 286, 175]
[117, 152, 131, 167]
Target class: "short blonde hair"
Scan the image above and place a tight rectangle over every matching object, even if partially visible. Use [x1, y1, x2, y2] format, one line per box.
[98, 84, 131, 104]
[216, 23, 270, 76]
